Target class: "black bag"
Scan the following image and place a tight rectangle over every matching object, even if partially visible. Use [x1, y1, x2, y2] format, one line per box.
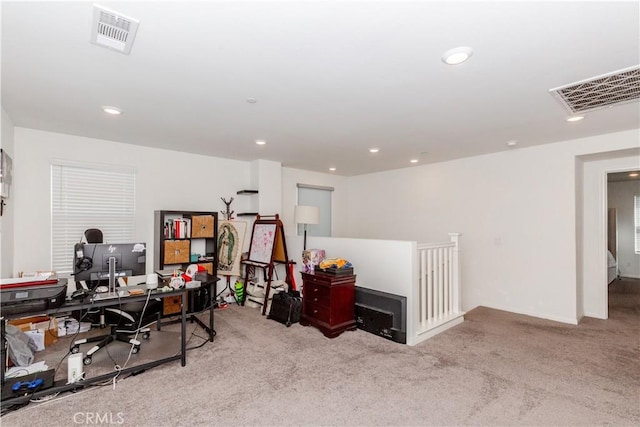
[268, 290, 302, 327]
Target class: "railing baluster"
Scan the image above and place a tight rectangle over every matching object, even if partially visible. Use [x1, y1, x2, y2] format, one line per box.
[417, 236, 462, 337]
[420, 248, 427, 325]
[438, 247, 443, 319]
[427, 248, 432, 322]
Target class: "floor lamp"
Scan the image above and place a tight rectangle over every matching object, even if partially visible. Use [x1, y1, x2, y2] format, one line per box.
[294, 205, 320, 251]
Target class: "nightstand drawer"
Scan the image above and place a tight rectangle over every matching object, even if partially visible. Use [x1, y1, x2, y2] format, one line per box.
[305, 301, 330, 323]
[304, 282, 330, 305]
[303, 274, 332, 286]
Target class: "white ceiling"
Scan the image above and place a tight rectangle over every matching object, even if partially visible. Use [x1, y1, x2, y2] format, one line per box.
[2, 1, 639, 176]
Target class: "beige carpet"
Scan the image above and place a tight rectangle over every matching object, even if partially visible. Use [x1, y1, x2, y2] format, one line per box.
[3, 279, 639, 426]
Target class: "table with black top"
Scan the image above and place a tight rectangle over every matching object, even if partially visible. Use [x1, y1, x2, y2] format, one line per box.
[157, 272, 218, 342]
[0, 285, 189, 408]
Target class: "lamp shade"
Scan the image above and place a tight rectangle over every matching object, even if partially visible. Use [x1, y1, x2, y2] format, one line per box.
[294, 205, 320, 225]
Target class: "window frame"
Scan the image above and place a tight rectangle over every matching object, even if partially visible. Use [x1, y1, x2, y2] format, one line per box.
[296, 184, 333, 238]
[51, 162, 136, 274]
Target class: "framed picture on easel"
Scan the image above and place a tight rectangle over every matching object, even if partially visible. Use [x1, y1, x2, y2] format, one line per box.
[241, 214, 290, 314]
[248, 222, 277, 264]
[217, 220, 247, 277]
[0, 149, 12, 199]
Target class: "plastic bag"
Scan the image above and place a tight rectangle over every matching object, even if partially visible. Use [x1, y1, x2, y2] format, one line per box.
[5, 324, 36, 366]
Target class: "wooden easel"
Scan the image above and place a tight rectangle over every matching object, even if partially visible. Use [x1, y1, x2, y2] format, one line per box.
[241, 214, 291, 315]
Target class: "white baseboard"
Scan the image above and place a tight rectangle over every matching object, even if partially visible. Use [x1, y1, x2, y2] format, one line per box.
[410, 314, 465, 346]
[583, 311, 607, 320]
[481, 304, 579, 325]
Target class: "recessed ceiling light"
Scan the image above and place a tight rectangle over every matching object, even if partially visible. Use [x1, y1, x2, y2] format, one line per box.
[246, 98, 257, 104]
[506, 140, 517, 147]
[102, 106, 122, 115]
[442, 47, 473, 65]
[629, 172, 639, 177]
[566, 115, 585, 122]
[410, 159, 419, 164]
[369, 148, 380, 153]
[255, 140, 266, 145]
[329, 167, 336, 172]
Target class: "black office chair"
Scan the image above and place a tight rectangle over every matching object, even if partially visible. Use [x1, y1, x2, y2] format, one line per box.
[71, 299, 162, 365]
[71, 229, 161, 365]
[84, 228, 103, 244]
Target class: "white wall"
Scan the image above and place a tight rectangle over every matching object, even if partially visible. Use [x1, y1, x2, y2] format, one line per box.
[8, 124, 640, 326]
[286, 234, 418, 344]
[608, 180, 640, 278]
[13, 127, 251, 287]
[346, 129, 639, 324]
[252, 159, 282, 216]
[0, 108, 15, 277]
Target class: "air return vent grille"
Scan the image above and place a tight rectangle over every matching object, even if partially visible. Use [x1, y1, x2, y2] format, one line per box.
[550, 66, 640, 114]
[90, 5, 139, 55]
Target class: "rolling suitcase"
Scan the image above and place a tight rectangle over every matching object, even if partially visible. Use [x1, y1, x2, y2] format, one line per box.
[268, 290, 302, 327]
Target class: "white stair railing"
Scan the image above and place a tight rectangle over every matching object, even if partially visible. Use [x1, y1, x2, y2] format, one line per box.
[416, 233, 464, 339]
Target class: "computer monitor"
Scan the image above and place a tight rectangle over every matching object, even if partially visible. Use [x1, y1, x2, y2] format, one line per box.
[73, 242, 146, 289]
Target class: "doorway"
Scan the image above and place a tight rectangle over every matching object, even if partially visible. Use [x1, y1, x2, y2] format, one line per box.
[577, 149, 639, 320]
[607, 170, 640, 300]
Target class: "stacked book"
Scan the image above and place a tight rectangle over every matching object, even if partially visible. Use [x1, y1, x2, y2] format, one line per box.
[164, 218, 191, 239]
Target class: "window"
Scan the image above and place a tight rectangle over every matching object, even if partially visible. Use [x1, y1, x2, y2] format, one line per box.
[51, 163, 136, 273]
[635, 195, 640, 253]
[297, 184, 333, 238]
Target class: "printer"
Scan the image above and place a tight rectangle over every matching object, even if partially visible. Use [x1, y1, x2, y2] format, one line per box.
[0, 277, 67, 316]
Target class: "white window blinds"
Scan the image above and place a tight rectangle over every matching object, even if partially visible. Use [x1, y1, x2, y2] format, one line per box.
[635, 195, 640, 253]
[297, 184, 333, 238]
[51, 164, 136, 273]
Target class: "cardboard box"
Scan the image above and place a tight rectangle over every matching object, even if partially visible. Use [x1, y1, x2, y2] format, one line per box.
[9, 316, 59, 348]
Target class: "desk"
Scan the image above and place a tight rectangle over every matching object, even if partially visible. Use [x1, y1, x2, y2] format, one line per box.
[0, 286, 188, 408]
[158, 272, 218, 342]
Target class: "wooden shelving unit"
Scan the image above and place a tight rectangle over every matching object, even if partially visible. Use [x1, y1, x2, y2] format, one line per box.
[154, 210, 218, 276]
[154, 210, 219, 316]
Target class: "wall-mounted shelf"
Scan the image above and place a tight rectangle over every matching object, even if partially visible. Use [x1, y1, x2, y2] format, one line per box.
[236, 190, 259, 217]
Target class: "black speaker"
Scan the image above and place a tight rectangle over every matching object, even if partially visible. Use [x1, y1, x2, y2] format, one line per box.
[191, 286, 211, 312]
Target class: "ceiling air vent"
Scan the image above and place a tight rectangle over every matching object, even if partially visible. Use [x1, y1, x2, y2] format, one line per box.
[90, 5, 139, 55]
[549, 66, 640, 114]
